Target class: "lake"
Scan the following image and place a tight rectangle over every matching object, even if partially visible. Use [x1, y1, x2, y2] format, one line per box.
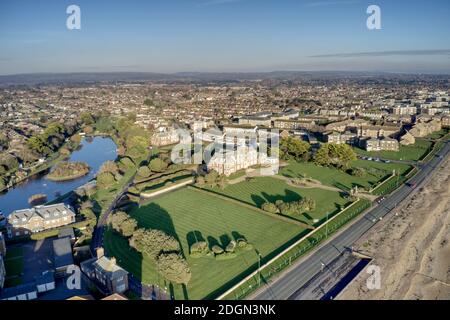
[0, 136, 117, 216]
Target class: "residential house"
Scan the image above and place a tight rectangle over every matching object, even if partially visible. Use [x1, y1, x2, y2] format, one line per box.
[150, 128, 180, 146]
[357, 124, 401, 139]
[272, 119, 316, 131]
[7, 203, 76, 238]
[324, 131, 358, 145]
[360, 137, 399, 152]
[81, 248, 129, 295]
[391, 105, 417, 116]
[238, 115, 272, 127]
[442, 116, 450, 128]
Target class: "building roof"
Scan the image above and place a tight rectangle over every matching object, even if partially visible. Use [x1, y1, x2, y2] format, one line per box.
[102, 293, 128, 300]
[8, 203, 75, 226]
[67, 295, 95, 300]
[0, 282, 37, 299]
[93, 256, 128, 280]
[58, 227, 75, 239]
[53, 237, 73, 268]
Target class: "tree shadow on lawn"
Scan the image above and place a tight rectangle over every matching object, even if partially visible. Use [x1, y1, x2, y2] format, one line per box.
[186, 230, 206, 249]
[130, 202, 190, 299]
[261, 189, 302, 205]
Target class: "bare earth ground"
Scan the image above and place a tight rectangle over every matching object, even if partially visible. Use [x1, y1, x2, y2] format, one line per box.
[339, 157, 450, 300]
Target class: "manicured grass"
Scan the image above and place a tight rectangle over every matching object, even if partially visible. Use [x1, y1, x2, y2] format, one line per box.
[104, 187, 304, 300]
[204, 176, 349, 224]
[354, 139, 433, 161]
[424, 129, 449, 140]
[280, 160, 412, 191]
[4, 247, 24, 285]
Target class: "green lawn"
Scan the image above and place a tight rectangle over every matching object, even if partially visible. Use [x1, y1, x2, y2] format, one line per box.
[4, 247, 24, 287]
[104, 187, 304, 300]
[280, 160, 412, 191]
[354, 139, 433, 161]
[204, 176, 349, 224]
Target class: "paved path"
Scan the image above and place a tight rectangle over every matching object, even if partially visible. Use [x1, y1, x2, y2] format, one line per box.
[251, 140, 450, 300]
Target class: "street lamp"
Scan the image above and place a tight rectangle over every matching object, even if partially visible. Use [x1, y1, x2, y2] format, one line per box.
[257, 252, 263, 287]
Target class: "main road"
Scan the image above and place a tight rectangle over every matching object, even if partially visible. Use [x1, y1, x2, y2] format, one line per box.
[252, 140, 450, 300]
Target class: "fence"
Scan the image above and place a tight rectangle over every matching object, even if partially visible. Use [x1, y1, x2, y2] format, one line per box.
[217, 198, 372, 300]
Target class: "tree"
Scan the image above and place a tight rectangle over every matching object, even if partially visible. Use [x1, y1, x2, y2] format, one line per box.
[96, 172, 116, 188]
[261, 202, 279, 213]
[129, 229, 180, 259]
[108, 211, 138, 237]
[99, 161, 120, 176]
[156, 253, 191, 284]
[205, 170, 219, 186]
[137, 166, 151, 178]
[280, 137, 311, 161]
[149, 158, 168, 173]
[81, 112, 95, 125]
[314, 143, 356, 169]
[120, 218, 138, 237]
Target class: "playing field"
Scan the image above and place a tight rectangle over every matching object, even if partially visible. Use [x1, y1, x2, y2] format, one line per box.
[354, 139, 433, 161]
[104, 187, 305, 300]
[280, 160, 412, 191]
[205, 176, 349, 224]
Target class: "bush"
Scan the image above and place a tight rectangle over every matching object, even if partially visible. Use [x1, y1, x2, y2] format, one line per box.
[214, 252, 237, 261]
[211, 245, 224, 255]
[236, 238, 253, 251]
[137, 166, 151, 178]
[348, 167, 366, 177]
[190, 241, 209, 258]
[225, 240, 236, 253]
[261, 202, 279, 213]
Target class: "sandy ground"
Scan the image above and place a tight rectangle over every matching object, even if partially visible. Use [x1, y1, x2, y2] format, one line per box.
[339, 157, 450, 300]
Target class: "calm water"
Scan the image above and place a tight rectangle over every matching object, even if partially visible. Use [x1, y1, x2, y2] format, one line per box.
[0, 136, 117, 216]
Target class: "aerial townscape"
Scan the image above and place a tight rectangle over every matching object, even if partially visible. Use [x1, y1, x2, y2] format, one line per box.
[0, 0, 449, 310]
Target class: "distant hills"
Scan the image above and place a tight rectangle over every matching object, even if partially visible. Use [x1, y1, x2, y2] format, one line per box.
[0, 71, 448, 87]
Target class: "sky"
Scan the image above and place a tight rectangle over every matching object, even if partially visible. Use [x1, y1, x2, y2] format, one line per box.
[0, 0, 449, 75]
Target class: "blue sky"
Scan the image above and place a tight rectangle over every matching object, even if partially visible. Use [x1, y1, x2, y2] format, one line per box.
[0, 0, 449, 75]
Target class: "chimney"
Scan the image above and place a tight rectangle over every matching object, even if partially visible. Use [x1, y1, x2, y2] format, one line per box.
[110, 257, 117, 267]
[96, 247, 104, 259]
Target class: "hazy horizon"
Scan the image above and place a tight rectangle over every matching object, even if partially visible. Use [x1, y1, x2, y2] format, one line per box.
[1, 0, 450, 75]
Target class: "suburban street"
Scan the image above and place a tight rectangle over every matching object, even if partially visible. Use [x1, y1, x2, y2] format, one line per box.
[252, 140, 450, 300]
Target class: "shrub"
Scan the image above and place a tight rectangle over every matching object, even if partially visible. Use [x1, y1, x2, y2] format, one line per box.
[236, 238, 253, 251]
[214, 252, 237, 261]
[225, 240, 236, 253]
[137, 166, 151, 178]
[261, 202, 279, 213]
[189, 241, 209, 258]
[211, 245, 224, 255]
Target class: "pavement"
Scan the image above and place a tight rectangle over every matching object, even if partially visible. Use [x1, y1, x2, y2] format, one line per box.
[252, 140, 450, 300]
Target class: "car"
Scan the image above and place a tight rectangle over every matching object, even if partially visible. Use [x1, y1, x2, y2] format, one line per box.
[367, 157, 373, 161]
[407, 182, 417, 189]
[374, 158, 381, 162]
[383, 160, 391, 163]
[376, 196, 386, 204]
